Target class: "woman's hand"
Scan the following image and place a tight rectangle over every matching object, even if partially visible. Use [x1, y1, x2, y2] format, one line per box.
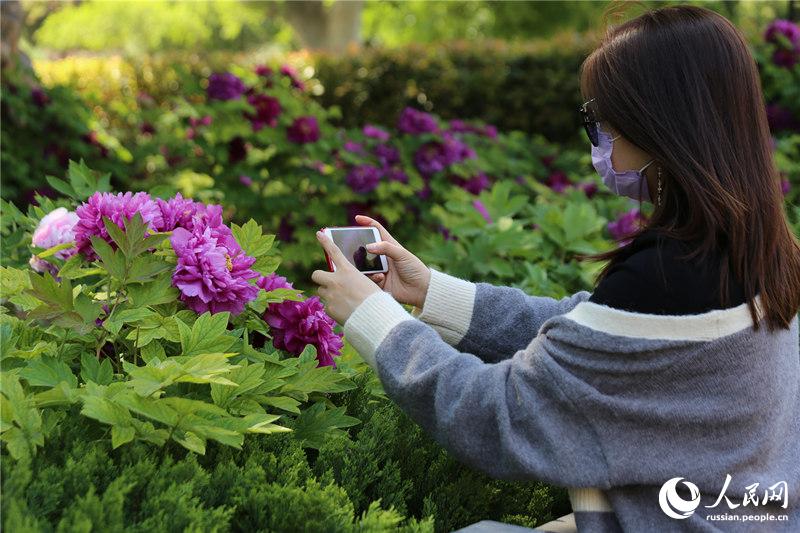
[311, 230, 381, 325]
[354, 215, 431, 309]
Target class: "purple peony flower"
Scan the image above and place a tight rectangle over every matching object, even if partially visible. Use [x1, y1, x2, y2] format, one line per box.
[374, 144, 400, 167]
[228, 136, 248, 164]
[765, 19, 800, 47]
[256, 271, 293, 292]
[264, 296, 343, 367]
[766, 103, 797, 132]
[450, 172, 491, 195]
[75, 192, 164, 260]
[170, 219, 259, 316]
[384, 167, 409, 183]
[255, 65, 274, 78]
[363, 124, 390, 142]
[287, 116, 320, 144]
[277, 215, 295, 243]
[346, 164, 382, 193]
[279, 64, 306, 90]
[545, 171, 572, 193]
[31, 87, 50, 108]
[472, 199, 492, 224]
[580, 182, 599, 199]
[773, 48, 800, 68]
[607, 208, 648, 245]
[239, 175, 253, 186]
[189, 116, 213, 127]
[414, 134, 476, 177]
[154, 192, 203, 232]
[29, 207, 80, 275]
[449, 119, 497, 138]
[344, 140, 366, 154]
[397, 107, 438, 135]
[416, 177, 432, 200]
[246, 93, 282, 131]
[207, 72, 246, 101]
[765, 19, 800, 68]
[414, 142, 449, 177]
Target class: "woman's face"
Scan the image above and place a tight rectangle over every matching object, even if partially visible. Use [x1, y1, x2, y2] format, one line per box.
[601, 120, 659, 203]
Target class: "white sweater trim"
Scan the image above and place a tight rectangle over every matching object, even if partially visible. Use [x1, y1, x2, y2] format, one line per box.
[563, 294, 764, 341]
[412, 268, 476, 345]
[343, 290, 415, 370]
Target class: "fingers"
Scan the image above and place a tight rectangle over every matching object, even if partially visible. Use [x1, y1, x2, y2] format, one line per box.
[368, 273, 385, 287]
[354, 214, 399, 246]
[365, 240, 406, 260]
[315, 231, 349, 270]
[311, 269, 335, 287]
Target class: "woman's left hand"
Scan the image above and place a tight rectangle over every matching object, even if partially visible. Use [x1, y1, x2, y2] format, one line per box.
[311, 230, 381, 325]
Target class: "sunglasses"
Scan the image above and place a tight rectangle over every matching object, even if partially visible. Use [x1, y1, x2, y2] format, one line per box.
[579, 97, 600, 147]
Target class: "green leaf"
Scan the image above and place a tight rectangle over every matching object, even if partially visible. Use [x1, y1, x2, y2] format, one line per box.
[67, 159, 111, 199]
[128, 275, 179, 307]
[45, 174, 78, 199]
[90, 236, 126, 279]
[111, 425, 136, 449]
[27, 271, 73, 311]
[80, 352, 113, 385]
[178, 312, 236, 356]
[19, 357, 78, 389]
[230, 219, 275, 257]
[35, 241, 75, 259]
[102, 216, 130, 257]
[290, 402, 360, 449]
[252, 255, 282, 276]
[127, 255, 172, 283]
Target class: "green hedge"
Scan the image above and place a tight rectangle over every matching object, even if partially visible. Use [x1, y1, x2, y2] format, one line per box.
[2, 371, 568, 533]
[311, 39, 591, 147]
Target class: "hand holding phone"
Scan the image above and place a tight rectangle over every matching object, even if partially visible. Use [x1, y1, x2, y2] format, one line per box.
[321, 226, 389, 274]
[351, 215, 432, 309]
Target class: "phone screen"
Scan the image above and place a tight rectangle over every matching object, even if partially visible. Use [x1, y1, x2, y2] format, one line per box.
[328, 228, 384, 272]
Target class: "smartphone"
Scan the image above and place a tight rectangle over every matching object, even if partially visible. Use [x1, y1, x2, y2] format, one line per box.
[321, 226, 389, 274]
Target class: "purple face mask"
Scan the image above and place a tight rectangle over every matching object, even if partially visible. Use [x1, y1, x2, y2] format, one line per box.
[591, 123, 655, 202]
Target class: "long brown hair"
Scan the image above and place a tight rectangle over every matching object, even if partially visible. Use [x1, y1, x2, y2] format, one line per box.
[578, 3, 800, 331]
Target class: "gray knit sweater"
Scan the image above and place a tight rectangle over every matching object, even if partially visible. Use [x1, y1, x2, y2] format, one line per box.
[343, 268, 799, 532]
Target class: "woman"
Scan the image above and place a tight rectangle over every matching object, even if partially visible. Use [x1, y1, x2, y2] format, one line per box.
[311, 5, 800, 532]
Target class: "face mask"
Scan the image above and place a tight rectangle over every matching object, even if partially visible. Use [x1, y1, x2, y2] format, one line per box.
[591, 123, 655, 202]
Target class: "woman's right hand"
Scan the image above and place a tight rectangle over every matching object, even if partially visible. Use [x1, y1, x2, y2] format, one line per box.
[355, 215, 431, 309]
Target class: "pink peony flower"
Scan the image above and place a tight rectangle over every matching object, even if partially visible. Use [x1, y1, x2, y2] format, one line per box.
[346, 164, 382, 194]
[279, 64, 306, 90]
[287, 116, 320, 144]
[169, 219, 259, 316]
[608, 208, 648, 245]
[264, 295, 343, 367]
[363, 124, 390, 142]
[397, 107, 438, 135]
[473, 199, 492, 224]
[545, 171, 572, 193]
[75, 192, 163, 260]
[246, 93, 282, 131]
[29, 207, 79, 275]
[155, 192, 203, 232]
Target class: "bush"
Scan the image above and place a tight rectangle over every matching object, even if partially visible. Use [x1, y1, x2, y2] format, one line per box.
[312, 40, 592, 148]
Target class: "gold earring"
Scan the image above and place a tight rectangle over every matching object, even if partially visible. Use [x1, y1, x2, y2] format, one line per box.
[657, 166, 663, 207]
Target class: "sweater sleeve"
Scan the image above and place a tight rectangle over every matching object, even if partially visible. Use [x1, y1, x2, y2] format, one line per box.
[411, 268, 592, 363]
[344, 290, 611, 487]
